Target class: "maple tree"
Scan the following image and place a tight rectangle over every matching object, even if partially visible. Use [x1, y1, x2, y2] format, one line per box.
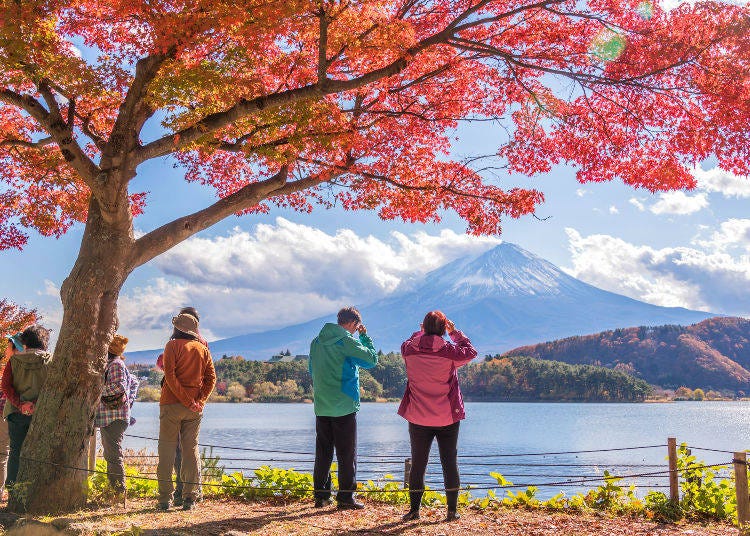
[1, 0, 749, 513]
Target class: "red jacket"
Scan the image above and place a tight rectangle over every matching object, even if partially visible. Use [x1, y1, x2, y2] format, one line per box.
[397, 330, 476, 427]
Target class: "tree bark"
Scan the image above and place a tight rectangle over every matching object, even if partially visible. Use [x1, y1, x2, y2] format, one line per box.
[9, 197, 134, 513]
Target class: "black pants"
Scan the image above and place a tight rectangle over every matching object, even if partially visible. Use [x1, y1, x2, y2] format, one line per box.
[313, 413, 357, 502]
[408, 421, 460, 512]
[6, 412, 32, 487]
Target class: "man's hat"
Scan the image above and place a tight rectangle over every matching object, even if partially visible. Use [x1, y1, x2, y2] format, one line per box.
[108, 334, 129, 356]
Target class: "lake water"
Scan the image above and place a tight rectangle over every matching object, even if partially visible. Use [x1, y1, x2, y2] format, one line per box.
[122, 401, 749, 498]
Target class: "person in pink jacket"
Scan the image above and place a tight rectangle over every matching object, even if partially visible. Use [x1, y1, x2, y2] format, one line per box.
[397, 311, 477, 522]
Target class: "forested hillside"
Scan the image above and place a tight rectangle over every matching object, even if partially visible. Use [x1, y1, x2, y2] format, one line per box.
[134, 353, 650, 402]
[502, 317, 750, 392]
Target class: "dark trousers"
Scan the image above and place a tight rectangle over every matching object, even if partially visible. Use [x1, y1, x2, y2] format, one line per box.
[6, 412, 32, 487]
[408, 421, 460, 512]
[313, 413, 357, 502]
[100, 419, 128, 491]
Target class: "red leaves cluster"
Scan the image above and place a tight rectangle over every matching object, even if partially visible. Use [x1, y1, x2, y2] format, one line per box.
[1, 0, 749, 247]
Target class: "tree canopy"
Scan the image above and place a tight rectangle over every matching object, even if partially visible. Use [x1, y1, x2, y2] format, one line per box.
[1, 0, 748, 257]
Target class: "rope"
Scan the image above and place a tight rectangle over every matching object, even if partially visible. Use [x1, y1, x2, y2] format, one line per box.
[687, 445, 738, 455]
[123, 434, 665, 459]
[22, 456, 730, 495]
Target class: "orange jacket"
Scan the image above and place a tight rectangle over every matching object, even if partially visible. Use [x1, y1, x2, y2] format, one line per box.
[160, 339, 216, 409]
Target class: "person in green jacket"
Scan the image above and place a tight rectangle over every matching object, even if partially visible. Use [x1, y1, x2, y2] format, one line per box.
[309, 307, 378, 510]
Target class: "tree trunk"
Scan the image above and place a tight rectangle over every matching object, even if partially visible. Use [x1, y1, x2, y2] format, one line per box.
[9, 197, 134, 513]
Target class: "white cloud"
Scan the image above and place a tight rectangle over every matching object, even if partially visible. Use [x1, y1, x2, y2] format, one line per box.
[650, 191, 708, 215]
[609, 206, 619, 214]
[576, 189, 588, 197]
[693, 219, 750, 252]
[39, 280, 59, 297]
[156, 218, 501, 299]
[117, 219, 503, 349]
[564, 226, 750, 315]
[694, 166, 750, 199]
[629, 198, 646, 212]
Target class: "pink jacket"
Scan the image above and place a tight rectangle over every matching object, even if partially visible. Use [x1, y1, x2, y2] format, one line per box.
[397, 330, 477, 427]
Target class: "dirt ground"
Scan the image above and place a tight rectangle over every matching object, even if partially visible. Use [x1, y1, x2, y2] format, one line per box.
[0, 498, 739, 536]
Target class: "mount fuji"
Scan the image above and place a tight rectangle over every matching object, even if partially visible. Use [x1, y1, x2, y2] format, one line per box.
[129, 243, 715, 362]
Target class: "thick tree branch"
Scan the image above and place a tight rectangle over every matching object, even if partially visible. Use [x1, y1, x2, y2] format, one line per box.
[0, 88, 100, 183]
[102, 51, 176, 184]
[0, 136, 54, 149]
[130, 166, 290, 268]
[317, 8, 329, 84]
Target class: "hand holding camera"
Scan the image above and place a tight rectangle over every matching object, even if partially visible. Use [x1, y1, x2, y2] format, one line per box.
[357, 324, 367, 335]
[445, 318, 456, 334]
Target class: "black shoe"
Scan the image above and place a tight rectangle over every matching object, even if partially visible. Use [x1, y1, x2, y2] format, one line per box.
[173, 496, 184, 507]
[182, 499, 196, 511]
[156, 502, 170, 511]
[402, 509, 420, 521]
[337, 499, 365, 510]
[315, 498, 333, 508]
[446, 510, 460, 522]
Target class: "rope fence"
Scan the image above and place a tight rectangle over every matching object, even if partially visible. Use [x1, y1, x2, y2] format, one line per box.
[19, 455, 732, 494]
[76, 434, 744, 497]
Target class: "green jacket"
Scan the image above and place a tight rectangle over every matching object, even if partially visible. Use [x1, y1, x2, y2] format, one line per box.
[3, 349, 52, 418]
[309, 323, 378, 417]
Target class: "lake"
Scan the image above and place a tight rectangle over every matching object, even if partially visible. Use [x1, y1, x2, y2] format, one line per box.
[121, 401, 749, 498]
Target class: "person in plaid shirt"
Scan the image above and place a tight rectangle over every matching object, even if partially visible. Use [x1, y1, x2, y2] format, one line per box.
[95, 334, 139, 493]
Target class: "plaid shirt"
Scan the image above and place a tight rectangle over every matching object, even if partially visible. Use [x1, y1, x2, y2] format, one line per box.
[95, 358, 139, 428]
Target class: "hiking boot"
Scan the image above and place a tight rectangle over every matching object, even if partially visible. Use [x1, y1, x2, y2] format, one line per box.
[314, 498, 333, 508]
[337, 499, 365, 510]
[156, 502, 170, 511]
[182, 499, 196, 511]
[446, 510, 460, 522]
[402, 509, 420, 521]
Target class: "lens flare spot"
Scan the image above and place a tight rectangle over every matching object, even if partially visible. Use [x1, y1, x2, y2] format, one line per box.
[590, 30, 627, 61]
[635, 1, 654, 20]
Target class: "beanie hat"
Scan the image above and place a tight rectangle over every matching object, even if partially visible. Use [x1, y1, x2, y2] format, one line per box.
[172, 313, 200, 338]
[108, 334, 129, 356]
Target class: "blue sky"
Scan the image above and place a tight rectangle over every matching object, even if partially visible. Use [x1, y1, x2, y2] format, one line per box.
[3, 0, 750, 350]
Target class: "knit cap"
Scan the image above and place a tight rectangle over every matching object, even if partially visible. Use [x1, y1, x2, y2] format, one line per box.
[109, 334, 128, 356]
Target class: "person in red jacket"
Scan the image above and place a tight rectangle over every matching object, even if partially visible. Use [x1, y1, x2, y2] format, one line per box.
[397, 311, 477, 522]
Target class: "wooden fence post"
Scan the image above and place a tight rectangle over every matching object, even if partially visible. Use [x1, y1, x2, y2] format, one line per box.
[88, 431, 97, 472]
[403, 458, 412, 488]
[668, 437, 679, 503]
[734, 452, 750, 536]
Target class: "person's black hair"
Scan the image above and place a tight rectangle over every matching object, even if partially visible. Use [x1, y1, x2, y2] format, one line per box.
[20, 325, 50, 351]
[337, 307, 361, 326]
[107, 352, 119, 361]
[171, 328, 199, 341]
[180, 307, 200, 322]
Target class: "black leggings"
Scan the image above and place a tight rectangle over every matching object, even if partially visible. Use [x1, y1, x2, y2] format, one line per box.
[408, 421, 460, 511]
